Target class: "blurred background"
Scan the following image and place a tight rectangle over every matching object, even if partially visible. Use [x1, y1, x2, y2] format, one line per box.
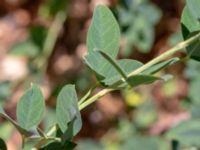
[1, 0, 200, 149]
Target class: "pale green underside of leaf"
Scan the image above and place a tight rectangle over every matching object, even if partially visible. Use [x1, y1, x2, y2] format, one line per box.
[17, 84, 45, 130]
[56, 85, 82, 135]
[166, 119, 200, 147]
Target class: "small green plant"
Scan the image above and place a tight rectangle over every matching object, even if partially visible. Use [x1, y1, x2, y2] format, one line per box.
[1, 0, 200, 149]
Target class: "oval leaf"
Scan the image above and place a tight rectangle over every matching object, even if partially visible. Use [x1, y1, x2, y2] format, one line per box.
[56, 85, 82, 135]
[87, 5, 120, 57]
[17, 84, 45, 130]
[85, 5, 121, 81]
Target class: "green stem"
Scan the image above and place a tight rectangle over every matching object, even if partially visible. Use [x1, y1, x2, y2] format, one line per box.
[78, 88, 114, 110]
[78, 86, 96, 105]
[78, 32, 200, 110]
[46, 125, 57, 137]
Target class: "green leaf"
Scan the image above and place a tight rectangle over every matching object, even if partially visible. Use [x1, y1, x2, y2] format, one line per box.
[126, 75, 161, 87]
[181, 7, 200, 38]
[85, 5, 121, 81]
[166, 119, 200, 147]
[56, 85, 82, 135]
[186, 0, 200, 20]
[187, 38, 200, 61]
[116, 75, 161, 88]
[181, 3, 200, 61]
[17, 84, 45, 130]
[61, 120, 76, 142]
[143, 58, 180, 74]
[0, 138, 7, 150]
[87, 5, 120, 57]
